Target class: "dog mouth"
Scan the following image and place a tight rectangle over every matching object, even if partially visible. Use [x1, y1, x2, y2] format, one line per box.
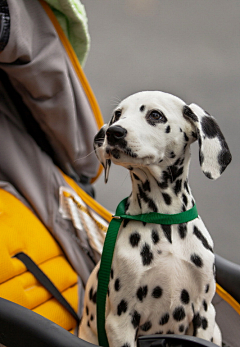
[105, 146, 138, 160]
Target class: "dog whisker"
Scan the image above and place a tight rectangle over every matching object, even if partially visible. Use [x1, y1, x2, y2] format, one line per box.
[111, 96, 122, 107]
[74, 149, 97, 162]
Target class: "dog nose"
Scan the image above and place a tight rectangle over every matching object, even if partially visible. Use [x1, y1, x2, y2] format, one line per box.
[106, 125, 127, 145]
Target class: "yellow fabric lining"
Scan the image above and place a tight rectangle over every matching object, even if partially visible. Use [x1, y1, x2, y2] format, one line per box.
[216, 283, 240, 315]
[39, 0, 104, 183]
[0, 189, 78, 331]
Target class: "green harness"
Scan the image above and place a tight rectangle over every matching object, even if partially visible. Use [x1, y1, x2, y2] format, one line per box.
[96, 198, 198, 347]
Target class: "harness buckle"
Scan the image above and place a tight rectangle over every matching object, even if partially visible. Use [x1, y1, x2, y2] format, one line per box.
[112, 215, 122, 219]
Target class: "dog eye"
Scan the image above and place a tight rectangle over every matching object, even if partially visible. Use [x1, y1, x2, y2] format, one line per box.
[114, 110, 122, 121]
[147, 110, 167, 124]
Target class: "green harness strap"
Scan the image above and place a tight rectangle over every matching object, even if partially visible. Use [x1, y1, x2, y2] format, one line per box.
[97, 198, 198, 347]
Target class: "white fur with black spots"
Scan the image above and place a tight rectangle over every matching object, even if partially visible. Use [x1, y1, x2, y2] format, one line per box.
[79, 91, 231, 347]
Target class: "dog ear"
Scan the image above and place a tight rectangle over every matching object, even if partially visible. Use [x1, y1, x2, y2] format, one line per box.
[183, 104, 232, 179]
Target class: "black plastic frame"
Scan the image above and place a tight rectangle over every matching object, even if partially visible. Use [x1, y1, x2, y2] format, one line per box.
[0, 298, 218, 347]
[137, 334, 218, 347]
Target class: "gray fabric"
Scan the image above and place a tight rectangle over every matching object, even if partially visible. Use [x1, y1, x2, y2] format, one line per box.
[0, 0, 102, 285]
[0, 0, 99, 179]
[0, 112, 96, 285]
[213, 293, 240, 347]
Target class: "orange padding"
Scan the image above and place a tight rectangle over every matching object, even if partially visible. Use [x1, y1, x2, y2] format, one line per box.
[0, 189, 78, 332]
[39, 0, 104, 183]
[216, 283, 240, 315]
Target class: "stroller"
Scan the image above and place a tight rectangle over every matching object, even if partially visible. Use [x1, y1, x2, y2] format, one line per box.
[0, 1, 239, 346]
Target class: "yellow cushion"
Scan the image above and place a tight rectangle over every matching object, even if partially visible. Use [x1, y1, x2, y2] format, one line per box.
[0, 188, 78, 331]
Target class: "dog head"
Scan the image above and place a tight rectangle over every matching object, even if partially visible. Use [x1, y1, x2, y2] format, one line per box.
[94, 91, 231, 182]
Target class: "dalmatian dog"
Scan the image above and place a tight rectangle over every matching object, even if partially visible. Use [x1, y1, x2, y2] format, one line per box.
[79, 91, 231, 347]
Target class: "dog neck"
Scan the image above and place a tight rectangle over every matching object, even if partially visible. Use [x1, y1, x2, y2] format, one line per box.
[125, 148, 195, 215]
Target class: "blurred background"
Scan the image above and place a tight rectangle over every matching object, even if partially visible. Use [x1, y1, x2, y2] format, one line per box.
[81, 0, 240, 263]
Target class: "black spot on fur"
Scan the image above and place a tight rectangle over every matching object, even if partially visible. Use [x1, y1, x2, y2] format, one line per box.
[204, 171, 213, 179]
[184, 132, 189, 142]
[162, 193, 172, 205]
[117, 300, 128, 316]
[140, 105, 145, 112]
[183, 105, 199, 122]
[178, 223, 187, 239]
[201, 116, 220, 138]
[157, 180, 168, 190]
[155, 331, 163, 335]
[174, 158, 181, 166]
[193, 226, 213, 252]
[90, 314, 94, 321]
[142, 180, 151, 192]
[218, 147, 232, 174]
[165, 125, 171, 133]
[111, 269, 114, 279]
[202, 317, 208, 330]
[121, 344, 131, 347]
[192, 303, 195, 315]
[140, 243, 154, 266]
[124, 147, 138, 158]
[192, 131, 198, 139]
[167, 330, 174, 335]
[152, 286, 162, 299]
[193, 313, 202, 336]
[181, 290, 190, 305]
[136, 286, 148, 301]
[173, 306, 186, 321]
[199, 151, 204, 166]
[159, 313, 169, 325]
[169, 165, 184, 182]
[140, 321, 152, 332]
[184, 180, 190, 194]
[160, 170, 172, 186]
[182, 204, 186, 212]
[152, 229, 160, 244]
[205, 284, 210, 293]
[115, 278, 120, 291]
[170, 151, 176, 158]
[174, 179, 182, 195]
[87, 320, 90, 327]
[191, 254, 203, 268]
[123, 219, 130, 228]
[203, 300, 208, 312]
[129, 232, 141, 247]
[124, 199, 130, 213]
[138, 185, 158, 212]
[182, 193, 188, 206]
[89, 287, 93, 301]
[111, 149, 121, 159]
[133, 173, 140, 180]
[137, 194, 142, 209]
[179, 325, 185, 333]
[86, 306, 89, 315]
[131, 310, 141, 329]
[142, 222, 146, 227]
[161, 225, 172, 243]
